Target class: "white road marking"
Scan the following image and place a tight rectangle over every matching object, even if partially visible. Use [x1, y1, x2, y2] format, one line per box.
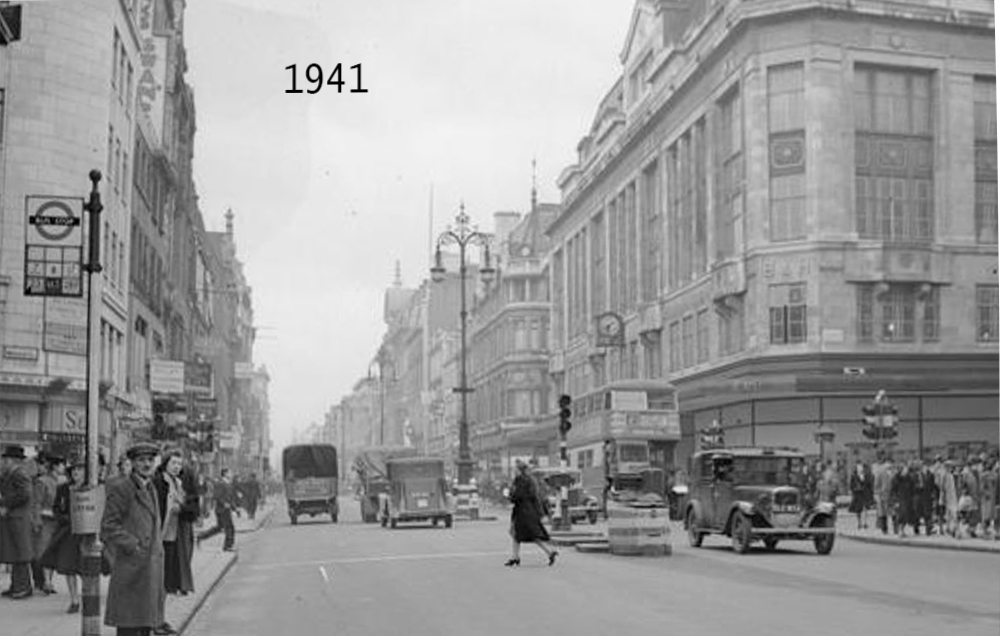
[250, 550, 508, 571]
[319, 565, 329, 583]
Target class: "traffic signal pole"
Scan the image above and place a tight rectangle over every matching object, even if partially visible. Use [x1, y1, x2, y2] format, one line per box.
[556, 394, 572, 531]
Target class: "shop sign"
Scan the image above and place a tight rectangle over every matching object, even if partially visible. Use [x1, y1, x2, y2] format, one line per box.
[149, 360, 184, 394]
[44, 298, 87, 356]
[3, 346, 39, 361]
[234, 361, 255, 380]
[184, 361, 212, 395]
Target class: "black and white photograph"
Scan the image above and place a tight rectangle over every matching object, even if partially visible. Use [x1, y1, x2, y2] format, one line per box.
[0, 1, 998, 635]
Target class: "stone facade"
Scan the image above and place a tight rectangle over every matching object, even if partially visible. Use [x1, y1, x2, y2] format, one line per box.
[547, 0, 998, 472]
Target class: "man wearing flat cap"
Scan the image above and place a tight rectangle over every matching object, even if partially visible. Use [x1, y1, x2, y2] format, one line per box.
[101, 442, 165, 635]
[0, 445, 35, 599]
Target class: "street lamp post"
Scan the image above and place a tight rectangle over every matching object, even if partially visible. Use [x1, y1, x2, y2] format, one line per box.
[430, 204, 495, 485]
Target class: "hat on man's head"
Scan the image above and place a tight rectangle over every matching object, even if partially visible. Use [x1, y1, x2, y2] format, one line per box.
[45, 453, 66, 466]
[126, 441, 160, 460]
[1, 445, 26, 459]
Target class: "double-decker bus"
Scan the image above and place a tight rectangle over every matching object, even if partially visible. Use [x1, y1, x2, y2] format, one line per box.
[565, 380, 681, 498]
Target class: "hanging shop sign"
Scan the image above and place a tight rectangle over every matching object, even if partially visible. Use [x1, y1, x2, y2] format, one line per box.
[149, 359, 185, 394]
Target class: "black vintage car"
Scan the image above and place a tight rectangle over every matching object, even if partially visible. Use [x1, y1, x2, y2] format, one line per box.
[683, 447, 836, 555]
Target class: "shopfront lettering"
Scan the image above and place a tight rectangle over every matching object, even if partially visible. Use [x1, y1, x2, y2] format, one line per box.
[63, 408, 85, 432]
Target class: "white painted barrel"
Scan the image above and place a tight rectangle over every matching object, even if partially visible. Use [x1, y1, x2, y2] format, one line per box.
[606, 501, 672, 556]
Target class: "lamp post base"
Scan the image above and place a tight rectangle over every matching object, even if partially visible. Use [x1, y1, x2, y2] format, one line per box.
[456, 457, 474, 485]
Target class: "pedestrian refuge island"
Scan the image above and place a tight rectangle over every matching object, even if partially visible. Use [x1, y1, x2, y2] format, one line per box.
[606, 498, 672, 557]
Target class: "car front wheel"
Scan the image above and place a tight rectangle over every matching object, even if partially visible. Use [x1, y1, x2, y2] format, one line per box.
[686, 510, 704, 548]
[813, 516, 835, 555]
[730, 511, 752, 554]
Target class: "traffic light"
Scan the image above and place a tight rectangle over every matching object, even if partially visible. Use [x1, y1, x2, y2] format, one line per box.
[861, 404, 878, 428]
[558, 394, 572, 436]
[203, 423, 216, 454]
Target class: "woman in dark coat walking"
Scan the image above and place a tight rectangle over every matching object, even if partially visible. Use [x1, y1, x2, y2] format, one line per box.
[505, 460, 558, 567]
[890, 463, 916, 537]
[848, 461, 874, 529]
[40, 460, 86, 613]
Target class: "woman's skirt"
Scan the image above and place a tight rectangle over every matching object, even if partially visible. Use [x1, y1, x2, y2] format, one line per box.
[39, 523, 83, 576]
[164, 522, 195, 594]
[33, 516, 58, 560]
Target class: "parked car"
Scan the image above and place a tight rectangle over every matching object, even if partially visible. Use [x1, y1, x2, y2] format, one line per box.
[683, 447, 836, 555]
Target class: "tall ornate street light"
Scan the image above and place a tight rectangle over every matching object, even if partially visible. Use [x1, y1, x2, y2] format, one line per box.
[430, 204, 495, 485]
[367, 349, 395, 446]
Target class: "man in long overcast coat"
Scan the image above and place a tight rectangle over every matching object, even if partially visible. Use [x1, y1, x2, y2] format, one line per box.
[0, 445, 35, 599]
[101, 442, 165, 636]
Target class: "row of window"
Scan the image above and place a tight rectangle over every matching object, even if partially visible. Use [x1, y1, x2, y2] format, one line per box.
[102, 220, 126, 293]
[472, 382, 548, 423]
[552, 64, 997, 347]
[106, 124, 129, 204]
[111, 29, 134, 118]
[570, 282, 995, 382]
[472, 316, 549, 372]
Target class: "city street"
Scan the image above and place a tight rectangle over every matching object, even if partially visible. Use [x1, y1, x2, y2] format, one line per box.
[185, 502, 1000, 636]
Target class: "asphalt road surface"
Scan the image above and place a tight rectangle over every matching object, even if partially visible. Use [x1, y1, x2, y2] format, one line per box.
[184, 501, 1000, 636]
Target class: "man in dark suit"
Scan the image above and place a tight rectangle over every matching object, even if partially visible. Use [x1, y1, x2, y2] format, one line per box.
[197, 467, 238, 551]
[0, 445, 35, 599]
[101, 442, 165, 636]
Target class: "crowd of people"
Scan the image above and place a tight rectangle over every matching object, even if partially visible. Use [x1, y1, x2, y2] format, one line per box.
[819, 453, 1000, 540]
[0, 442, 266, 636]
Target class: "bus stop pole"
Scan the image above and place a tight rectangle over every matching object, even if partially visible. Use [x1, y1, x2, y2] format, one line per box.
[81, 170, 104, 636]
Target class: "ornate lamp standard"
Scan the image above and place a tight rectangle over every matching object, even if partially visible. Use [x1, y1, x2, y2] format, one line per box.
[430, 204, 495, 485]
[367, 350, 395, 446]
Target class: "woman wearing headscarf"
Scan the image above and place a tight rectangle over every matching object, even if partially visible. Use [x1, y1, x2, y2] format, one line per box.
[504, 459, 558, 567]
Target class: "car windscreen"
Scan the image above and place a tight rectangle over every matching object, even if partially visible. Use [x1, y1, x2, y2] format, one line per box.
[731, 457, 803, 486]
[283, 445, 338, 479]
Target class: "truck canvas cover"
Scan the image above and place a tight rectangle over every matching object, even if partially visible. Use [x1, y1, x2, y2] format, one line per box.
[283, 444, 338, 479]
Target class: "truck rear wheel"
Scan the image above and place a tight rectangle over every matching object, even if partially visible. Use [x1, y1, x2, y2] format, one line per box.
[390, 518, 398, 529]
[444, 515, 453, 529]
[290, 514, 298, 525]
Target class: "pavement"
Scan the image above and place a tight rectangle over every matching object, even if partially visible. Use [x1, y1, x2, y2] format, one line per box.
[833, 509, 1000, 553]
[1, 500, 275, 636]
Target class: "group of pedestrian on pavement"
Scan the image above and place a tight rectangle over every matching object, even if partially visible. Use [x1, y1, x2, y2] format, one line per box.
[846, 452, 1000, 540]
[0, 441, 260, 636]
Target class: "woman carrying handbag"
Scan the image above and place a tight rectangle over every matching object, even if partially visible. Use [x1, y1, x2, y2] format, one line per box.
[504, 459, 558, 567]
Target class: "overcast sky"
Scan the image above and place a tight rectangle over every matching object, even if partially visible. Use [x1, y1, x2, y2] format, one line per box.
[183, 0, 631, 462]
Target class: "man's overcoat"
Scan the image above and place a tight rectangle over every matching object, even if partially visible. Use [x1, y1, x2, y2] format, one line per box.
[0, 462, 33, 563]
[101, 474, 165, 628]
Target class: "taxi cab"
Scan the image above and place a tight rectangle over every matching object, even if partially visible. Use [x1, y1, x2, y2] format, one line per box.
[683, 446, 836, 554]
